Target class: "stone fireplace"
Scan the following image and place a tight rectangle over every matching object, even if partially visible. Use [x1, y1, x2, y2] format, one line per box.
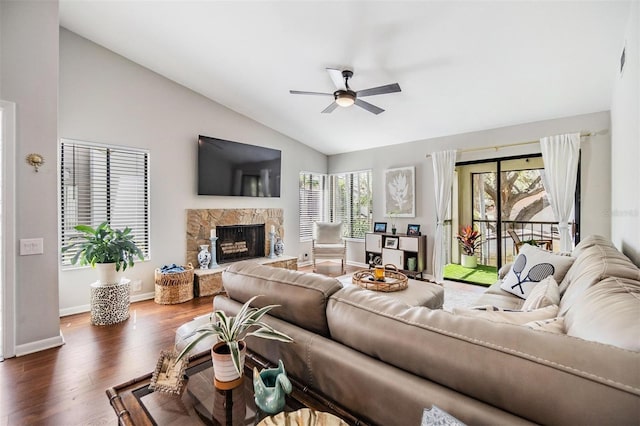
[186, 208, 283, 266]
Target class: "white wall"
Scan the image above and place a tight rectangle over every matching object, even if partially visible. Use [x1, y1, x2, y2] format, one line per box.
[329, 111, 612, 272]
[59, 29, 327, 313]
[0, 1, 64, 354]
[611, 1, 640, 266]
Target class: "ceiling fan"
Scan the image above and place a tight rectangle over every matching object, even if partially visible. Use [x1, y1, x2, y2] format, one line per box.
[289, 68, 401, 115]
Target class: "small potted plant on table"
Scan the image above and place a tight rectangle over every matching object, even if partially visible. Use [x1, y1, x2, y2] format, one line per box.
[176, 295, 293, 390]
[456, 225, 482, 269]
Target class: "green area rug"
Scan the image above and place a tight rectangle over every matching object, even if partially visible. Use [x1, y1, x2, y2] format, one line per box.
[444, 263, 497, 286]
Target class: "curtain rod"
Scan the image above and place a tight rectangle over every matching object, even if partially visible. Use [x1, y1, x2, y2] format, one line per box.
[425, 131, 594, 158]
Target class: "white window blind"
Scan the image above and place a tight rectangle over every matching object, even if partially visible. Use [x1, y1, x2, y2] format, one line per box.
[299, 172, 327, 241]
[60, 139, 150, 267]
[330, 170, 373, 238]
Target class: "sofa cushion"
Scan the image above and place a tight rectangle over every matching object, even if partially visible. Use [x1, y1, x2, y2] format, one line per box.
[500, 244, 574, 299]
[522, 276, 560, 311]
[452, 304, 559, 325]
[558, 244, 640, 314]
[326, 286, 640, 425]
[221, 261, 342, 336]
[564, 277, 640, 351]
[571, 234, 617, 259]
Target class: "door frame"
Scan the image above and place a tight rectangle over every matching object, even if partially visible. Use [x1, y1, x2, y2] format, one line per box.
[1, 100, 17, 359]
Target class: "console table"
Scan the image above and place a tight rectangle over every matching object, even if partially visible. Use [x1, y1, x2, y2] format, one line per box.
[193, 255, 298, 296]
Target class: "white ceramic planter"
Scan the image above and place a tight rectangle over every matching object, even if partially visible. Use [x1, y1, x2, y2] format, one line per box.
[461, 254, 477, 269]
[211, 341, 246, 390]
[95, 262, 120, 286]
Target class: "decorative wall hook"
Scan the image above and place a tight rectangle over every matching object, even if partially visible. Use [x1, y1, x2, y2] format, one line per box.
[26, 153, 44, 172]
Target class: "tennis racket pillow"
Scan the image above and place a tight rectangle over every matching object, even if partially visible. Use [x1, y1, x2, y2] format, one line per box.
[501, 244, 574, 299]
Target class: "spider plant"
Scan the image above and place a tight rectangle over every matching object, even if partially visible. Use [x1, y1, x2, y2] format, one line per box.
[176, 295, 293, 376]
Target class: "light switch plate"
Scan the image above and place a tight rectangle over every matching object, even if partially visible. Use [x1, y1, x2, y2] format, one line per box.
[20, 238, 44, 255]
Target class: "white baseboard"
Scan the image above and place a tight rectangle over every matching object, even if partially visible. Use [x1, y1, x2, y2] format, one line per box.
[59, 304, 90, 317]
[131, 291, 155, 303]
[59, 291, 156, 317]
[15, 331, 65, 356]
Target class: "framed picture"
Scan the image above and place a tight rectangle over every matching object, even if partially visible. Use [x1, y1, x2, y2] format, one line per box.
[407, 224, 421, 236]
[373, 222, 387, 233]
[385, 237, 399, 249]
[149, 350, 189, 395]
[385, 166, 416, 218]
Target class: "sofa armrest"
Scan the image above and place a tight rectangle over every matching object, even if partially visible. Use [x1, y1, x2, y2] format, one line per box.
[174, 314, 215, 354]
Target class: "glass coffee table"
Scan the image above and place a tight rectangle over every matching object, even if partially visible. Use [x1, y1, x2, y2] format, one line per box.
[107, 350, 366, 425]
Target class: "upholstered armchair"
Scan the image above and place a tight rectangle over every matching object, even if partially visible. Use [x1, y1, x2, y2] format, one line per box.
[312, 222, 346, 274]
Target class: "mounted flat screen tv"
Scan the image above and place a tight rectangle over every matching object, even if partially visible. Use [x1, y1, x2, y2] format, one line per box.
[198, 135, 281, 197]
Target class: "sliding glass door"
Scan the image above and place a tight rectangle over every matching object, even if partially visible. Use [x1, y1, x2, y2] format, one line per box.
[449, 154, 578, 285]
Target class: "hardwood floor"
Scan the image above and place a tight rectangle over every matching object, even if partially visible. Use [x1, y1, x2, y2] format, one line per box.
[0, 261, 482, 425]
[0, 296, 215, 425]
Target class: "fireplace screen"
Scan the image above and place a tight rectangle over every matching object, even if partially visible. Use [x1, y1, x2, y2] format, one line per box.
[216, 224, 266, 263]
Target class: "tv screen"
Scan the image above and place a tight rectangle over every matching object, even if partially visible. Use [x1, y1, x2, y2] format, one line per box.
[198, 135, 281, 197]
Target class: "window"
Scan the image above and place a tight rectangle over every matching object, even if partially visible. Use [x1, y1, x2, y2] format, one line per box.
[330, 170, 373, 238]
[299, 172, 327, 241]
[60, 139, 150, 267]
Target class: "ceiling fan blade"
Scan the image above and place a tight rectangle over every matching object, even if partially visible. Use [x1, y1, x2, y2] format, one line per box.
[355, 99, 384, 115]
[289, 90, 333, 96]
[326, 68, 345, 90]
[321, 102, 339, 114]
[357, 83, 401, 97]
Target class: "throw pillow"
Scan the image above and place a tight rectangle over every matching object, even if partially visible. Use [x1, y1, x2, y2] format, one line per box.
[314, 222, 342, 244]
[500, 244, 574, 299]
[525, 317, 565, 334]
[498, 263, 512, 279]
[452, 304, 559, 325]
[521, 276, 560, 311]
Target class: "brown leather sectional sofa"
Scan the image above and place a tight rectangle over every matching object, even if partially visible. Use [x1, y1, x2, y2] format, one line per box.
[176, 235, 640, 425]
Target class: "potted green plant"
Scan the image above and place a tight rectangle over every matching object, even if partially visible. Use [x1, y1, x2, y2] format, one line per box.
[456, 225, 482, 268]
[62, 222, 144, 285]
[176, 295, 293, 389]
[389, 211, 398, 235]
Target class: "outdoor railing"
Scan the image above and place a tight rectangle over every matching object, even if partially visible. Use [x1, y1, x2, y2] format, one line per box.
[471, 219, 562, 266]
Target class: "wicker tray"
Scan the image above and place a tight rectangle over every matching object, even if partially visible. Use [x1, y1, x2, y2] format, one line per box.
[352, 265, 408, 292]
[154, 263, 194, 304]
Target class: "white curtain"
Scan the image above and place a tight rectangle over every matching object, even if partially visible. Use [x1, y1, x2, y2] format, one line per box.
[431, 150, 457, 283]
[540, 133, 580, 252]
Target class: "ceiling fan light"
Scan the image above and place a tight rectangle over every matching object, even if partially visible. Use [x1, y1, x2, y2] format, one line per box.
[335, 92, 355, 107]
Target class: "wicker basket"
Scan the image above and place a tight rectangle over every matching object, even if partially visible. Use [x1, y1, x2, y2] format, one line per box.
[352, 264, 408, 292]
[154, 263, 195, 304]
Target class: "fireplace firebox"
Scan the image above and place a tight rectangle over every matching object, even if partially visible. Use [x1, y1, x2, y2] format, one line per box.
[216, 224, 266, 264]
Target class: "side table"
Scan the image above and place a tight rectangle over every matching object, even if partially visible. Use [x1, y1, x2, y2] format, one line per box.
[90, 279, 130, 325]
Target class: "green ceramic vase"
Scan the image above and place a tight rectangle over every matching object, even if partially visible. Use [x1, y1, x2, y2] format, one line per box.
[253, 359, 292, 414]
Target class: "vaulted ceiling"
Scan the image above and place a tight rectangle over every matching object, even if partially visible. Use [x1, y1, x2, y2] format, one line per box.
[59, 1, 630, 155]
